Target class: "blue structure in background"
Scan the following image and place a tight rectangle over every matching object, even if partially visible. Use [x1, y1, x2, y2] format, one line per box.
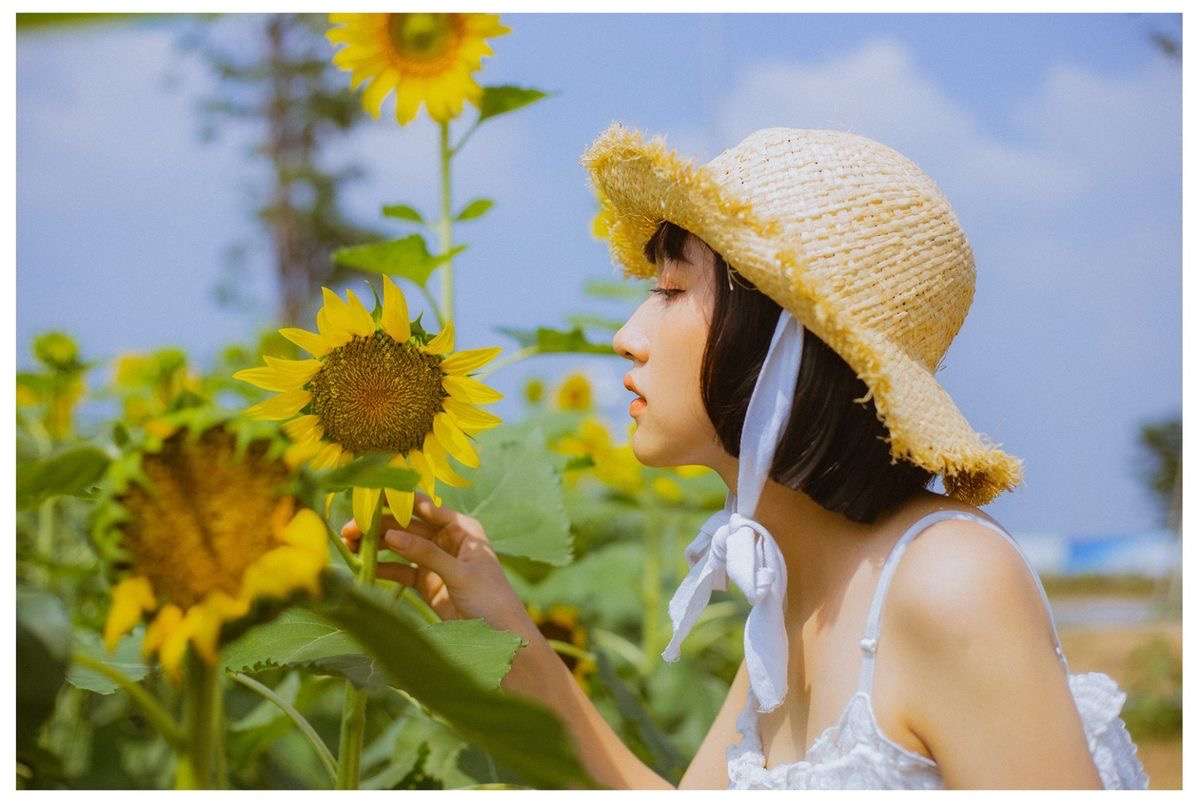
[1015, 530, 1179, 577]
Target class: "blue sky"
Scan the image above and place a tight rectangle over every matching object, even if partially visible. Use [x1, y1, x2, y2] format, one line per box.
[16, 13, 1181, 535]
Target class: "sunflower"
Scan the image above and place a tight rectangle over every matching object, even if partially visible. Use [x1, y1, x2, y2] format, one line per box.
[552, 416, 644, 494]
[234, 276, 503, 530]
[553, 372, 593, 412]
[326, 13, 510, 125]
[526, 602, 596, 691]
[99, 418, 328, 682]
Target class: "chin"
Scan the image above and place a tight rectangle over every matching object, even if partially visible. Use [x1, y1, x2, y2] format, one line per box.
[630, 424, 687, 469]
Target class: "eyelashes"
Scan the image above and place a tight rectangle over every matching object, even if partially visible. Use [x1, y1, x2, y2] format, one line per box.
[650, 287, 684, 301]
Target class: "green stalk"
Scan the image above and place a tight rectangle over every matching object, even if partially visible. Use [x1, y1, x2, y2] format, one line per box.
[641, 510, 663, 676]
[335, 493, 382, 790]
[179, 652, 225, 789]
[437, 120, 455, 326]
[71, 651, 187, 751]
[231, 672, 337, 787]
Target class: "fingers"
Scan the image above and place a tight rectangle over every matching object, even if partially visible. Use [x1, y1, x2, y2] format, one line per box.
[375, 561, 418, 586]
[412, 494, 489, 553]
[383, 527, 461, 584]
[341, 512, 422, 553]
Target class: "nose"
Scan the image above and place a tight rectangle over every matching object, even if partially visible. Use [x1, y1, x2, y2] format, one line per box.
[612, 310, 648, 363]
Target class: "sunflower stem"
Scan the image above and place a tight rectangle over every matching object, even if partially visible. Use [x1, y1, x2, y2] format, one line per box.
[437, 119, 455, 326]
[546, 638, 597, 665]
[70, 651, 187, 751]
[179, 652, 226, 789]
[230, 671, 337, 787]
[335, 494, 382, 789]
[396, 584, 442, 624]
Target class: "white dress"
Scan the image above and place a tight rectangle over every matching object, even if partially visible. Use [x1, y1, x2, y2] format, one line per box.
[724, 510, 1150, 790]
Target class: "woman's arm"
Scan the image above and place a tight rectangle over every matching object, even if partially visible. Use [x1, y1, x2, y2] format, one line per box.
[497, 613, 675, 789]
[887, 520, 1103, 789]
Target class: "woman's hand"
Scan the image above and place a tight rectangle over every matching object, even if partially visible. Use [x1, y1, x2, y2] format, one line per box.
[340, 493, 533, 635]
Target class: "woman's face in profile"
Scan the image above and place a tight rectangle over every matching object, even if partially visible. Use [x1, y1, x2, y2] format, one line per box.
[612, 235, 723, 470]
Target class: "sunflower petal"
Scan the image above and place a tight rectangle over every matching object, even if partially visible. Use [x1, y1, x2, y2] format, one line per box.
[316, 307, 353, 349]
[283, 414, 323, 445]
[310, 441, 344, 470]
[384, 487, 415, 527]
[284, 438, 324, 470]
[424, 321, 455, 356]
[423, 433, 470, 487]
[407, 448, 439, 497]
[352, 486, 382, 531]
[443, 375, 503, 405]
[343, 288, 378, 337]
[441, 346, 502, 376]
[142, 604, 183, 659]
[281, 508, 328, 555]
[443, 398, 502, 432]
[433, 413, 479, 469]
[244, 389, 311, 421]
[279, 327, 331, 358]
[380, 276, 411, 343]
[265, 355, 323, 384]
[104, 576, 156, 652]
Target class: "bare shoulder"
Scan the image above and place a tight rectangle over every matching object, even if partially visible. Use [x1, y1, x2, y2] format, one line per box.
[883, 509, 1052, 652]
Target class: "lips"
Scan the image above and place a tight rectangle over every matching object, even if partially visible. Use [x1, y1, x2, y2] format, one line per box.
[623, 372, 646, 402]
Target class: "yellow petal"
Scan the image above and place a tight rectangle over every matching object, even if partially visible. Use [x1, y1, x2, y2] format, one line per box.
[362, 69, 398, 118]
[283, 414, 323, 445]
[384, 487, 414, 527]
[279, 327, 331, 358]
[444, 398, 502, 432]
[433, 413, 479, 468]
[142, 604, 183, 659]
[244, 389, 311, 421]
[424, 321, 455, 356]
[158, 615, 193, 684]
[443, 375, 503, 405]
[322, 287, 374, 339]
[352, 486, 382, 531]
[281, 508, 328, 555]
[380, 276, 411, 343]
[316, 307, 353, 349]
[310, 441, 344, 470]
[343, 288, 378, 337]
[407, 448, 438, 497]
[441, 346, 502, 376]
[284, 438, 324, 470]
[233, 357, 321, 392]
[423, 433, 470, 487]
[242, 545, 325, 603]
[104, 576, 156, 652]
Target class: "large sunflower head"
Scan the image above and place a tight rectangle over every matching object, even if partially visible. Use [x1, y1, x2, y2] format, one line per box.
[97, 412, 328, 682]
[326, 12, 510, 125]
[235, 276, 503, 530]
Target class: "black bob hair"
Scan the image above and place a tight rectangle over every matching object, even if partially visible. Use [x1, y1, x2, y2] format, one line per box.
[642, 220, 934, 524]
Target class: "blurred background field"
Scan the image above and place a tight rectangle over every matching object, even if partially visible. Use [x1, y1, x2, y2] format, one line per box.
[15, 11, 1182, 790]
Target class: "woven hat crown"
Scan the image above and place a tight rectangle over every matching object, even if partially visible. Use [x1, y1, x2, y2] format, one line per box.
[704, 128, 974, 374]
[581, 122, 1023, 505]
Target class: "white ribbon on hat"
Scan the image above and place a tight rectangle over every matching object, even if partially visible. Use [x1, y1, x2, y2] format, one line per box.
[660, 309, 804, 714]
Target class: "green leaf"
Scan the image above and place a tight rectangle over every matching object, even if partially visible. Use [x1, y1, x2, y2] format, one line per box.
[221, 605, 521, 691]
[66, 628, 148, 695]
[565, 313, 625, 333]
[311, 572, 598, 789]
[477, 85, 549, 123]
[17, 446, 111, 511]
[17, 589, 71, 752]
[311, 452, 419, 492]
[332, 235, 467, 288]
[583, 278, 651, 301]
[382, 204, 425, 223]
[495, 326, 614, 356]
[594, 651, 687, 781]
[439, 424, 573, 566]
[454, 198, 494, 222]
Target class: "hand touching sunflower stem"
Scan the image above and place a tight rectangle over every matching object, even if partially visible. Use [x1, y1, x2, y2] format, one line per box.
[340, 493, 534, 637]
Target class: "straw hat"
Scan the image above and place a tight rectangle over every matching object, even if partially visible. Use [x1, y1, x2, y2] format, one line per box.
[580, 122, 1023, 506]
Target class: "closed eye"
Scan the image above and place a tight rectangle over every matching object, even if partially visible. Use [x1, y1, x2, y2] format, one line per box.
[650, 287, 684, 301]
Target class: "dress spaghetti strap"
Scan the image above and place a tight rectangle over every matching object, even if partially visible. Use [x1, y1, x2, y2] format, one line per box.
[856, 509, 1069, 697]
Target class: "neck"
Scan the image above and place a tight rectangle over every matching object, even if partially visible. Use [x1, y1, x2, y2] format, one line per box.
[710, 455, 930, 623]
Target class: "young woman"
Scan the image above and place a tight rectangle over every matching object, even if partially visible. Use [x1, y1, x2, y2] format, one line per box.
[342, 124, 1148, 790]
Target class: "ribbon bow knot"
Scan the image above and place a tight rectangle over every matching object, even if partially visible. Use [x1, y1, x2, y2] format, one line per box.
[658, 311, 806, 715]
